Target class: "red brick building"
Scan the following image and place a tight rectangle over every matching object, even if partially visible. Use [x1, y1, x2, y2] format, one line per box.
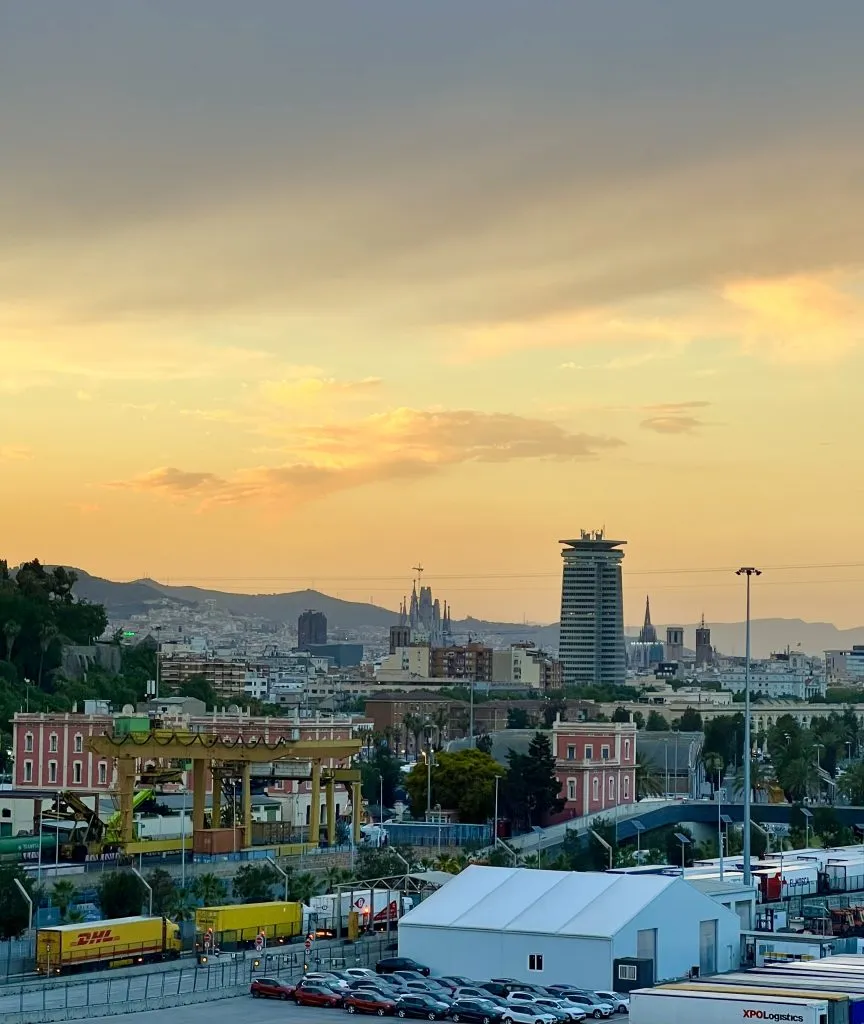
[553, 720, 637, 817]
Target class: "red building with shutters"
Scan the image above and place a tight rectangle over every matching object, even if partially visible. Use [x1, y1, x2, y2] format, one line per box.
[553, 720, 637, 817]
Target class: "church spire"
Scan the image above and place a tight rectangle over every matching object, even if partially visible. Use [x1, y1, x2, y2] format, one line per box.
[643, 594, 652, 630]
[639, 595, 657, 644]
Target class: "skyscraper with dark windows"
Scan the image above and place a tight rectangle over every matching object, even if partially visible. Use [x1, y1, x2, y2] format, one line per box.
[559, 530, 626, 686]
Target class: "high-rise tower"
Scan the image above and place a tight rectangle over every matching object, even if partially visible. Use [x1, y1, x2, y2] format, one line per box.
[559, 530, 626, 687]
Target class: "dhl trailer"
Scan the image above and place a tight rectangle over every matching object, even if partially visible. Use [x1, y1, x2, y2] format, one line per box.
[36, 916, 181, 975]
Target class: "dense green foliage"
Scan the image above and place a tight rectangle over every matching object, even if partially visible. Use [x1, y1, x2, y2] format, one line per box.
[405, 748, 500, 822]
[503, 732, 563, 829]
[0, 865, 34, 938]
[361, 742, 403, 808]
[98, 871, 146, 918]
[232, 863, 280, 903]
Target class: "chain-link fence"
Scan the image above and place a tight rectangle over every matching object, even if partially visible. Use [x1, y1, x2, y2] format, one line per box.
[0, 932, 395, 1022]
[0, 937, 36, 980]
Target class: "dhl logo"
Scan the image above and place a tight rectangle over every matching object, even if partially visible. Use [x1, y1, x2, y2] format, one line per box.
[72, 930, 117, 946]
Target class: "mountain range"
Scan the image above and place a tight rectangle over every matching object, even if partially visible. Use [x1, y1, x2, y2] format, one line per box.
[69, 569, 860, 658]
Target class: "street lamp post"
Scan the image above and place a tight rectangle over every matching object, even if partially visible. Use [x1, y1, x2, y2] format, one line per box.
[801, 807, 813, 849]
[379, 774, 384, 826]
[664, 740, 669, 798]
[494, 775, 501, 844]
[736, 566, 761, 887]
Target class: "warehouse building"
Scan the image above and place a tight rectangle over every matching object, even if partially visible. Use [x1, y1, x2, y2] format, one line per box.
[398, 866, 741, 989]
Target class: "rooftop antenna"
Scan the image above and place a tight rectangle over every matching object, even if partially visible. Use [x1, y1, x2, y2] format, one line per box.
[412, 563, 424, 586]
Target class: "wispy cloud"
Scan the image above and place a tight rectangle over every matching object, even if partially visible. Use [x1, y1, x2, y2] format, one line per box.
[0, 445, 31, 462]
[116, 409, 624, 508]
[640, 414, 706, 435]
[260, 375, 383, 404]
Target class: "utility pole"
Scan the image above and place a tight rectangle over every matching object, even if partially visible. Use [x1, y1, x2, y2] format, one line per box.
[736, 566, 761, 887]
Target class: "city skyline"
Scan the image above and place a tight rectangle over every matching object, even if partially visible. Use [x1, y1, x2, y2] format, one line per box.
[4, 4, 864, 626]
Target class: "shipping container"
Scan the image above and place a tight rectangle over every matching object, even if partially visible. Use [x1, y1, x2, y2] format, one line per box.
[195, 901, 303, 949]
[826, 860, 864, 893]
[193, 828, 245, 855]
[754, 864, 820, 902]
[630, 987, 830, 1024]
[36, 916, 181, 975]
[305, 889, 410, 936]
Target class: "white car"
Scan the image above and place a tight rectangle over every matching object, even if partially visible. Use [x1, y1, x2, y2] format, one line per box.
[502, 1008, 559, 1024]
[343, 968, 377, 980]
[593, 993, 629, 1015]
[507, 993, 582, 1022]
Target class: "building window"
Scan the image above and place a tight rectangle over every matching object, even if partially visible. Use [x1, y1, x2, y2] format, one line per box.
[592, 777, 599, 801]
[49, 734, 58, 753]
[24, 732, 33, 753]
[601, 745, 610, 760]
[623, 775, 630, 800]
[528, 954, 544, 972]
[585, 744, 593, 761]
[74, 734, 83, 754]
[567, 745, 575, 761]
[618, 964, 637, 982]
[567, 779, 577, 801]
[48, 761, 58, 784]
[73, 762, 82, 784]
[23, 760, 33, 782]
[609, 776, 615, 799]
[624, 739, 631, 760]
[98, 762, 107, 785]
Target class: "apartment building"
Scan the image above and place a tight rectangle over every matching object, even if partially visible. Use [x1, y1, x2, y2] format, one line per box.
[554, 720, 637, 817]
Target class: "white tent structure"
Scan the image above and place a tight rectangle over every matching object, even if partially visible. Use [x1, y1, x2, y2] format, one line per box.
[398, 865, 741, 989]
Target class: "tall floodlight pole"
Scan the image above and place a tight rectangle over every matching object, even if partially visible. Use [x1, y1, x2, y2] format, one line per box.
[737, 567, 761, 887]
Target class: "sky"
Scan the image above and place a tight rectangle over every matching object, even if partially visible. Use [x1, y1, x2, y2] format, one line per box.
[3, 2, 864, 627]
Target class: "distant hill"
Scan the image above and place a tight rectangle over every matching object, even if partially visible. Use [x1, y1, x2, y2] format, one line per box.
[66, 570, 861, 656]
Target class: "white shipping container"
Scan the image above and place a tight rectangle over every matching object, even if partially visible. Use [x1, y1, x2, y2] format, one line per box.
[630, 988, 830, 1024]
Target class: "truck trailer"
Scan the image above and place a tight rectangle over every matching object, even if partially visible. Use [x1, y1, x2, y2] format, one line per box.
[37, 916, 181, 975]
[195, 901, 304, 950]
[305, 889, 412, 936]
[674, 981, 864, 1024]
[630, 987, 831, 1024]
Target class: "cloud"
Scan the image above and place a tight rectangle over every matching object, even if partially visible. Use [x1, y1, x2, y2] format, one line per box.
[115, 408, 623, 507]
[642, 401, 710, 412]
[260, 376, 383, 404]
[0, 445, 31, 462]
[640, 415, 706, 435]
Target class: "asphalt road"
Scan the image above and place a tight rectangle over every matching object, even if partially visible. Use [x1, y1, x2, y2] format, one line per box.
[81, 995, 366, 1024]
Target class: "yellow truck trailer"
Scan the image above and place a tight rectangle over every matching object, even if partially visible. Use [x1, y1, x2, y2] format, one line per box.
[195, 901, 303, 950]
[37, 916, 181, 975]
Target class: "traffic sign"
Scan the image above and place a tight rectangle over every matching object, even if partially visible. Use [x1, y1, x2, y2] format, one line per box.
[304, 938, 312, 951]
[254, 933, 265, 952]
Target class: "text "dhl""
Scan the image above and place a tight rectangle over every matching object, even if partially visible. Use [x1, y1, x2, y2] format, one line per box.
[73, 930, 117, 946]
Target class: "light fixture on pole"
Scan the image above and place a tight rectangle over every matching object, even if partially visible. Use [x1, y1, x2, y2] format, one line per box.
[800, 807, 813, 849]
[493, 776, 502, 844]
[736, 565, 761, 887]
[716, 774, 724, 876]
[719, 815, 733, 880]
[674, 832, 691, 871]
[379, 773, 384, 827]
[632, 820, 645, 861]
[531, 825, 543, 868]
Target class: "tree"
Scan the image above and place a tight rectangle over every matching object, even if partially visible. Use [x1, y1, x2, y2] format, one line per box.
[677, 707, 703, 732]
[191, 872, 228, 906]
[839, 762, 864, 805]
[361, 743, 402, 809]
[645, 710, 669, 732]
[175, 674, 218, 708]
[664, 825, 696, 867]
[632, 711, 645, 730]
[403, 713, 425, 757]
[542, 700, 567, 729]
[702, 713, 745, 770]
[635, 754, 663, 801]
[611, 706, 631, 723]
[503, 733, 563, 829]
[98, 871, 146, 918]
[51, 879, 77, 922]
[507, 707, 529, 729]
[288, 871, 320, 903]
[3, 620, 20, 662]
[0, 866, 34, 938]
[146, 868, 177, 916]
[476, 733, 493, 755]
[165, 887, 197, 922]
[404, 748, 500, 822]
[355, 846, 417, 879]
[431, 706, 450, 748]
[232, 864, 278, 903]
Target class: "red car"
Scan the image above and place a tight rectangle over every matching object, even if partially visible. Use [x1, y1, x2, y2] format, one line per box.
[250, 977, 297, 1000]
[296, 983, 345, 1008]
[344, 992, 398, 1016]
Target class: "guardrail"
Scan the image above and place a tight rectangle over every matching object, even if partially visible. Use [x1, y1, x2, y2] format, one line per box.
[0, 933, 397, 1023]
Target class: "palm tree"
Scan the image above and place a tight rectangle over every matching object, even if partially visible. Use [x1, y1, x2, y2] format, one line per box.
[732, 759, 777, 801]
[3, 620, 20, 662]
[635, 754, 663, 801]
[777, 756, 820, 803]
[289, 871, 321, 904]
[37, 621, 58, 688]
[403, 714, 424, 758]
[839, 762, 864, 805]
[432, 854, 462, 875]
[323, 866, 353, 891]
[165, 887, 198, 922]
[191, 872, 228, 906]
[432, 707, 449, 750]
[51, 879, 77, 922]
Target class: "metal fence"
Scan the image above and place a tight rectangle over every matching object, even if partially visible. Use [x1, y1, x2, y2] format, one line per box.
[0, 932, 396, 1018]
[0, 937, 35, 980]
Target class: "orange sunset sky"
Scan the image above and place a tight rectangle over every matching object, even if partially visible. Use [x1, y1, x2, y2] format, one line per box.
[3, 3, 864, 627]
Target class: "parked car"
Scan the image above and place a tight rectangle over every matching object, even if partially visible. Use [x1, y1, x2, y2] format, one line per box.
[497, 1007, 559, 1024]
[442, 978, 477, 989]
[392, 970, 432, 983]
[531, 998, 586, 1022]
[305, 972, 351, 988]
[344, 991, 399, 1016]
[344, 969, 378, 980]
[394, 993, 452, 1020]
[404, 982, 441, 996]
[295, 983, 344, 1008]
[425, 979, 459, 996]
[546, 989, 593, 1000]
[250, 977, 296, 1000]
[377, 958, 431, 977]
[350, 979, 397, 993]
[507, 994, 572, 1023]
[593, 993, 629, 1015]
[550, 996, 611, 1020]
[450, 998, 510, 1024]
[298, 977, 348, 994]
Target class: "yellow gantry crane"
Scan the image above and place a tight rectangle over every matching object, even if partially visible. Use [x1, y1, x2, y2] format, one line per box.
[87, 728, 363, 853]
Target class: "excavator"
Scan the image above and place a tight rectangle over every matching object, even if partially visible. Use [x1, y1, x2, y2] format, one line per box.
[43, 789, 155, 861]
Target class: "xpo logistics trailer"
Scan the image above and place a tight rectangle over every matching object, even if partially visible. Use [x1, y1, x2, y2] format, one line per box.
[629, 987, 831, 1024]
[670, 982, 864, 1024]
[36, 916, 181, 975]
